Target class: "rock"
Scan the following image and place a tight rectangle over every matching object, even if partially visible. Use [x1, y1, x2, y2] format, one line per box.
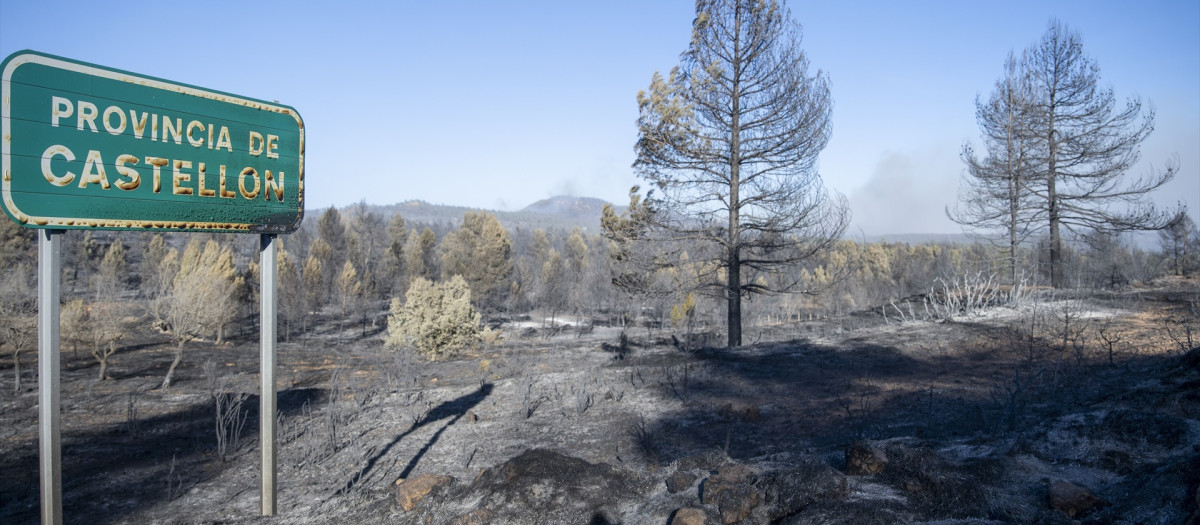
[709, 463, 755, 485]
[1048, 480, 1103, 518]
[702, 464, 760, 524]
[464, 409, 479, 423]
[395, 473, 454, 512]
[667, 471, 699, 494]
[845, 442, 889, 475]
[671, 507, 708, 525]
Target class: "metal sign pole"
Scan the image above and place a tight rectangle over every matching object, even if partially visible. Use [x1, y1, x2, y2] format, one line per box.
[38, 229, 63, 525]
[4, 50, 303, 521]
[259, 234, 278, 516]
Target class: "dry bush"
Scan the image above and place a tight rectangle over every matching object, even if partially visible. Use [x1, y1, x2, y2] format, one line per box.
[202, 360, 249, 462]
[385, 276, 483, 359]
[627, 414, 660, 464]
[520, 377, 546, 419]
[125, 391, 142, 440]
[1162, 298, 1199, 353]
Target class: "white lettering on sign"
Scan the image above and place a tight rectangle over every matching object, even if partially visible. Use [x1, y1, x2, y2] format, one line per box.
[40, 96, 289, 202]
[77, 101, 98, 132]
[48, 97, 243, 153]
[102, 106, 126, 135]
[51, 96, 73, 127]
[38, 145, 285, 201]
[40, 145, 75, 186]
[114, 154, 140, 190]
[79, 150, 110, 189]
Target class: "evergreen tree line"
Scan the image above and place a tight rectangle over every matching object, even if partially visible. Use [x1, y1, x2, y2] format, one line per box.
[2, 198, 1190, 361]
[0, 199, 1196, 382]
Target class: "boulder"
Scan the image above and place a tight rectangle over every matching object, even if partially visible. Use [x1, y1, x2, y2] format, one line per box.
[702, 464, 760, 524]
[671, 507, 708, 525]
[395, 473, 454, 511]
[845, 442, 889, 475]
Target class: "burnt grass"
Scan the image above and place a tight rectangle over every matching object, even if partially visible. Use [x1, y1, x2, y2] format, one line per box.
[1, 282, 1199, 524]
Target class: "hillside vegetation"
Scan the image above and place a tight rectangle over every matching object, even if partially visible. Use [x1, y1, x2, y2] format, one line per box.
[0, 199, 1198, 523]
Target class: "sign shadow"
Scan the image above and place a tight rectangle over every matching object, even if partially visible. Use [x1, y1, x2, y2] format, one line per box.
[341, 383, 493, 493]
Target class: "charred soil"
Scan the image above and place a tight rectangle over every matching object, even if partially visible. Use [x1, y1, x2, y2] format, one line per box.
[2, 280, 1199, 524]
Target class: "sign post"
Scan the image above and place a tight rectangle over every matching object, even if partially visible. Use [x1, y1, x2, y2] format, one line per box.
[260, 233, 278, 516]
[38, 229, 62, 525]
[2, 50, 303, 520]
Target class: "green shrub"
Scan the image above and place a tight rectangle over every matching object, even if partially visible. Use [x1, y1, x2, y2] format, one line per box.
[385, 276, 482, 358]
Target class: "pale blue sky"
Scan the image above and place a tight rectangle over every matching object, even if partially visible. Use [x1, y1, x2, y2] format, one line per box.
[2, 1, 1196, 235]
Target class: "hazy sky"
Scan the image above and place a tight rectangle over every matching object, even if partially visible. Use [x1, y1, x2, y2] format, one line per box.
[2, 1, 1197, 235]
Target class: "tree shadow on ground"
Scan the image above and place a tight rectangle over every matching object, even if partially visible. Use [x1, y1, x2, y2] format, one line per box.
[0, 386, 322, 525]
[619, 338, 921, 464]
[340, 383, 493, 494]
[633, 328, 1194, 467]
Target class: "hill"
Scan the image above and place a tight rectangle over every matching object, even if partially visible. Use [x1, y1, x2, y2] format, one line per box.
[360, 195, 619, 234]
[520, 195, 610, 223]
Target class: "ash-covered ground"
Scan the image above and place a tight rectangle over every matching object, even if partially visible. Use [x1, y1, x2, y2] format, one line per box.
[2, 282, 1198, 524]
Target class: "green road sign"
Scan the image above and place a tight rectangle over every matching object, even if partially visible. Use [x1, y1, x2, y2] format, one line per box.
[1, 50, 303, 233]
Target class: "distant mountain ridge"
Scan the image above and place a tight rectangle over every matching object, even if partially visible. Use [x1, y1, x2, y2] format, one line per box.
[860, 233, 973, 245]
[520, 196, 611, 223]
[359, 195, 618, 233]
[348, 197, 993, 245]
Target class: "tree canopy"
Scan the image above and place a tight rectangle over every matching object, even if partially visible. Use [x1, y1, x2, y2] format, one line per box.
[440, 211, 514, 310]
[628, 0, 849, 347]
[955, 19, 1177, 287]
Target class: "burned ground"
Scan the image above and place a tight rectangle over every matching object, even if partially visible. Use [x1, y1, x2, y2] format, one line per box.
[1, 281, 1198, 524]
